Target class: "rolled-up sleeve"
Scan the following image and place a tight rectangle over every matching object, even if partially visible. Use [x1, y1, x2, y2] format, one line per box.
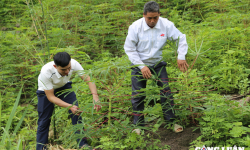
[124, 26, 145, 70]
[167, 23, 188, 60]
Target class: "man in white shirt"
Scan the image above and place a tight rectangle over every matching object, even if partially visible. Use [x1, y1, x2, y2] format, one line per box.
[124, 1, 188, 132]
[36, 52, 101, 150]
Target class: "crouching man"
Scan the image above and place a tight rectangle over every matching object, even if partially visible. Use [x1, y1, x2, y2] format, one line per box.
[36, 52, 101, 150]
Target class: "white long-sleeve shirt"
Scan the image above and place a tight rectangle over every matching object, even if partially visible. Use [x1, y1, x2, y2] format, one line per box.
[124, 17, 188, 69]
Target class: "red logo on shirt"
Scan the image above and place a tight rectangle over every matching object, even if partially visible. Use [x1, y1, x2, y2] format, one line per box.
[161, 34, 165, 36]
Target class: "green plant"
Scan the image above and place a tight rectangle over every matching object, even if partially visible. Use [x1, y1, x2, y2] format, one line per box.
[0, 87, 28, 149]
[190, 95, 250, 148]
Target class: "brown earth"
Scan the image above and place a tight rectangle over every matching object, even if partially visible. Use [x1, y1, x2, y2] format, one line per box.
[143, 124, 201, 150]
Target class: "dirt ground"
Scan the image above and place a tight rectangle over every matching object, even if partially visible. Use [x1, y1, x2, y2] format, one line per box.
[144, 124, 201, 150]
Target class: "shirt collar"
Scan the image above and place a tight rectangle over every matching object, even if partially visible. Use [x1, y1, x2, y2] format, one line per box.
[53, 63, 63, 78]
[55, 70, 63, 78]
[143, 17, 161, 31]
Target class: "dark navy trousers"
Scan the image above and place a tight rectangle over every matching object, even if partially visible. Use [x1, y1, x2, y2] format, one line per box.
[131, 61, 176, 126]
[36, 82, 87, 150]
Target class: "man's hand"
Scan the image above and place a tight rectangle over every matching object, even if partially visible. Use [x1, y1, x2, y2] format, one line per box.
[177, 60, 189, 72]
[94, 104, 101, 112]
[141, 66, 152, 79]
[93, 100, 101, 112]
[70, 105, 82, 116]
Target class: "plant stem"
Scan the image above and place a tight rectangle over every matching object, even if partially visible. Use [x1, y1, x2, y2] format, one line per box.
[108, 94, 112, 126]
[26, 0, 44, 63]
[198, 1, 205, 21]
[53, 110, 56, 143]
[39, 0, 49, 63]
[185, 72, 194, 123]
[0, 92, 1, 129]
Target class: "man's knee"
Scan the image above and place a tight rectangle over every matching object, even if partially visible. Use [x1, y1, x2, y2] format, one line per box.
[37, 118, 51, 130]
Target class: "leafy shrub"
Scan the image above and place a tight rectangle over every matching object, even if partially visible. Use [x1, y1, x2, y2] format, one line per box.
[190, 95, 250, 148]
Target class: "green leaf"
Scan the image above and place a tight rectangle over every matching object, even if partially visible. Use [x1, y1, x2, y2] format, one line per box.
[1, 86, 23, 145]
[230, 126, 245, 137]
[233, 122, 243, 126]
[12, 105, 29, 136]
[17, 137, 22, 150]
[226, 50, 235, 54]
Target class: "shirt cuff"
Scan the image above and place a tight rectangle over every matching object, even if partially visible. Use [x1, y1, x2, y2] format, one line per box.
[178, 55, 186, 60]
[138, 65, 145, 70]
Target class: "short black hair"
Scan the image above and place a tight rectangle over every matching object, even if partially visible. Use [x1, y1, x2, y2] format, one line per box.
[144, 1, 160, 15]
[53, 52, 71, 67]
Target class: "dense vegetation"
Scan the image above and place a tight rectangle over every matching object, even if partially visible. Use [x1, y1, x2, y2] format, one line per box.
[0, 0, 250, 149]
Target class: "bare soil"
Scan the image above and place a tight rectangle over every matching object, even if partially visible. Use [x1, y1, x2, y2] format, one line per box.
[144, 124, 201, 150]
